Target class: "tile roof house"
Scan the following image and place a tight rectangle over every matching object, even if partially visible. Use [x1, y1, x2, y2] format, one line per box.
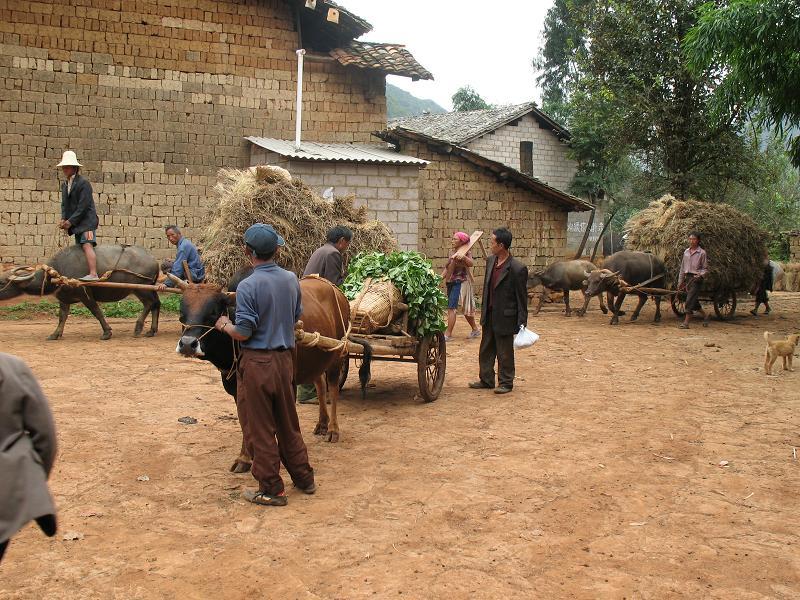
[388, 103, 603, 255]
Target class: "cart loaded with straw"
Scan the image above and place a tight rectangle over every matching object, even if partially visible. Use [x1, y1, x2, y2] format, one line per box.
[623, 195, 769, 320]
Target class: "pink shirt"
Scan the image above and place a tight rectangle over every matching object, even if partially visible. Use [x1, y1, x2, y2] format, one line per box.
[679, 246, 707, 284]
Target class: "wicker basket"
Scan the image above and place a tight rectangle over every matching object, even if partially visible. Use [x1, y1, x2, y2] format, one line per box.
[350, 277, 403, 334]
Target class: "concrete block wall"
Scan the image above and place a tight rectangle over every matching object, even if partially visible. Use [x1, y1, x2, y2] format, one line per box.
[0, 0, 387, 265]
[251, 147, 422, 250]
[465, 113, 578, 193]
[399, 140, 569, 288]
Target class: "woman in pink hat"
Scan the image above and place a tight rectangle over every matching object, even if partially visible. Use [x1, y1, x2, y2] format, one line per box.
[441, 232, 480, 341]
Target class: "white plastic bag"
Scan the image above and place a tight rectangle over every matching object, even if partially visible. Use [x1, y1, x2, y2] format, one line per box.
[514, 325, 539, 349]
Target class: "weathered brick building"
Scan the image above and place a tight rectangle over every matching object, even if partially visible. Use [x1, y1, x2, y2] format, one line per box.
[391, 104, 603, 254]
[378, 126, 592, 283]
[0, 0, 431, 265]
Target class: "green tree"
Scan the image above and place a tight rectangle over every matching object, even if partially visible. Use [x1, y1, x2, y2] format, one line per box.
[535, 0, 759, 202]
[451, 86, 492, 112]
[684, 0, 800, 167]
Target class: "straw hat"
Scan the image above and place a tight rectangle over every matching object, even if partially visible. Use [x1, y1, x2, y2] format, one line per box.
[56, 150, 82, 167]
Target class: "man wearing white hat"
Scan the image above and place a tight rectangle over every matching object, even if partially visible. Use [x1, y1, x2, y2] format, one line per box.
[57, 150, 99, 281]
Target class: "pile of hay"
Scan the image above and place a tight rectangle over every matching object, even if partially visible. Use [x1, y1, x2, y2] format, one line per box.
[624, 195, 768, 292]
[782, 263, 800, 292]
[200, 167, 397, 284]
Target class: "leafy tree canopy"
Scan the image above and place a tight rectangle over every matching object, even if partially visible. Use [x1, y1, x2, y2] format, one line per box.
[451, 86, 492, 112]
[684, 0, 800, 167]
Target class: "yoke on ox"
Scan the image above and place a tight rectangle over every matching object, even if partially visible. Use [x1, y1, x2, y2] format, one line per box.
[0, 245, 161, 340]
[175, 273, 371, 473]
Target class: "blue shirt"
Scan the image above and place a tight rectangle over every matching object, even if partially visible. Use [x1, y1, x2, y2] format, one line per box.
[234, 263, 302, 350]
[167, 237, 205, 285]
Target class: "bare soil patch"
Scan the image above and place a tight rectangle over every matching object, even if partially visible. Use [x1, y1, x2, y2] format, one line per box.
[1, 294, 799, 598]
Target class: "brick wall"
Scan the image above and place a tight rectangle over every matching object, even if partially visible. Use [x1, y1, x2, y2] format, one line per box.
[790, 233, 800, 263]
[0, 0, 387, 265]
[465, 114, 578, 193]
[398, 140, 569, 287]
[251, 147, 421, 250]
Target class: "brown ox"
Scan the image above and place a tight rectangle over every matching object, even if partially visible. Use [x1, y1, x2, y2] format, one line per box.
[174, 272, 371, 472]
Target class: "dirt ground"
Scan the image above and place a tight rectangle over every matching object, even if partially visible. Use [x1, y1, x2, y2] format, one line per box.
[1, 293, 799, 599]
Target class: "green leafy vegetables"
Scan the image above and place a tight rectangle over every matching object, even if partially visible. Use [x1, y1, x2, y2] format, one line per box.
[343, 251, 447, 336]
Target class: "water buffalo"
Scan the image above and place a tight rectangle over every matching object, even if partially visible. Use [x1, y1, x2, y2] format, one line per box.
[175, 270, 372, 471]
[584, 251, 667, 325]
[0, 245, 160, 340]
[528, 259, 609, 317]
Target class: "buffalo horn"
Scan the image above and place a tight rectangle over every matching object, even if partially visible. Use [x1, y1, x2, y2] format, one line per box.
[7, 267, 36, 282]
[166, 273, 190, 289]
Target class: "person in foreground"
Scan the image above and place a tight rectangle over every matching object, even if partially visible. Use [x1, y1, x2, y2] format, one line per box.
[678, 232, 709, 329]
[0, 353, 58, 562]
[469, 228, 528, 394]
[157, 225, 206, 289]
[214, 223, 315, 506]
[57, 150, 99, 281]
[442, 231, 480, 341]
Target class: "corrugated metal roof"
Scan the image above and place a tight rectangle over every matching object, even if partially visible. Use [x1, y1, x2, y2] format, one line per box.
[246, 137, 429, 165]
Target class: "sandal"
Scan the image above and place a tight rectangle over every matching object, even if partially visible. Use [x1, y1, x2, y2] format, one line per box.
[678, 323, 689, 329]
[243, 489, 288, 506]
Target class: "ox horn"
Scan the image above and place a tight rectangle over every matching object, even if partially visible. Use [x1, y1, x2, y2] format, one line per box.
[583, 270, 591, 278]
[166, 273, 190, 289]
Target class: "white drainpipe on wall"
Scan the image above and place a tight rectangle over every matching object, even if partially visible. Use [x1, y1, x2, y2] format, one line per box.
[295, 49, 306, 151]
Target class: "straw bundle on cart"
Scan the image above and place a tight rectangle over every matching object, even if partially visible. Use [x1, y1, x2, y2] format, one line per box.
[624, 195, 768, 292]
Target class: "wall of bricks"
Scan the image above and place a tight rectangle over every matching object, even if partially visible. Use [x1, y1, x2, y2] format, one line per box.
[0, 0, 387, 265]
[397, 140, 569, 288]
[251, 146, 421, 250]
[789, 232, 800, 263]
[465, 114, 578, 193]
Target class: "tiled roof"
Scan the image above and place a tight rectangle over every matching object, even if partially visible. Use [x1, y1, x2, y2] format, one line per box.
[389, 102, 569, 145]
[330, 41, 433, 81]
[246, 137, 429, 165]
[375, 127, 592, 212]
[324, 1, 372, 35]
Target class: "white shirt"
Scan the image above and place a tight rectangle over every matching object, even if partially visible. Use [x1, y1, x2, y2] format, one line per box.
[66, 174, 75, 195]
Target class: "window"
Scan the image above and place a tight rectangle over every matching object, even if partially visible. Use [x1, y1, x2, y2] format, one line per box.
[520, 141, 533, 176]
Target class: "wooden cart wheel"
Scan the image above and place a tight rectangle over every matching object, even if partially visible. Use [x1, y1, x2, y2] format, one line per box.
[338, 355, 349, 390]
[670, 291, 687, 318]
[713, 291, 737, 320]
[416, 332, 446, 402]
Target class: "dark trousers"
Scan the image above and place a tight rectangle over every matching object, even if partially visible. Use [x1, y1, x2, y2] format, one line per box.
[0, 539, 7, 563]
[478, 313, 515, 388]
[237, 349, 314, 495]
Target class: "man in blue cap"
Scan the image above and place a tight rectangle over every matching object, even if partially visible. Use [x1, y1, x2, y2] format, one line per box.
[213, 223, 315, 506]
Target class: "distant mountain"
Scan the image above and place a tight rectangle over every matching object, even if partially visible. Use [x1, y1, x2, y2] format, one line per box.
[387, 83, 447, 120]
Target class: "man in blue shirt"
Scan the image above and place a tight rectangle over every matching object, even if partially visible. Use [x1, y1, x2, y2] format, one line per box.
[158, 225, 205, 288]
[213, 223, 315, 507]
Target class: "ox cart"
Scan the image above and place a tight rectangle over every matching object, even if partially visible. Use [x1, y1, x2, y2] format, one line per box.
[669, 285, 740, 321]
[295, 323, 447, 403]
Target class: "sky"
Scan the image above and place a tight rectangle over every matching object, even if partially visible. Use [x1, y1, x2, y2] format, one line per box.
[339, 0, 554, 110]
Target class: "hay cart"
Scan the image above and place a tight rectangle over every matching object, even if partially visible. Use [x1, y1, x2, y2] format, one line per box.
[669, 284, 740, 321]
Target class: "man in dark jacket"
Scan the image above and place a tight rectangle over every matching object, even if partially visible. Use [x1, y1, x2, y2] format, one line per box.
[57, 151, 100, 281]
[303, 225, 352, 286]
[297, 225, 353, 404]
[0, 353, 58, 562]
[469, 228, 528, 394]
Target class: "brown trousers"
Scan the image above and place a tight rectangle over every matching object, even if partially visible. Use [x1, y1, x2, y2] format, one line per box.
[478, 314, 516, 389]
[237, 349, 314, 495]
